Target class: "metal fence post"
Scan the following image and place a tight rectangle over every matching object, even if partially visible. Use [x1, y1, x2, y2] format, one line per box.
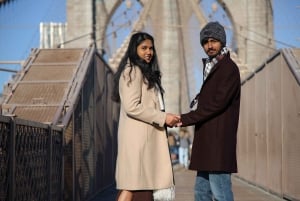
[8, 117, 15, 201]
[48, 125, 53, 201]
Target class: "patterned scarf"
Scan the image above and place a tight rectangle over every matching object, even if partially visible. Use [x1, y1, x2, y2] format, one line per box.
[203, 47, 228, 80]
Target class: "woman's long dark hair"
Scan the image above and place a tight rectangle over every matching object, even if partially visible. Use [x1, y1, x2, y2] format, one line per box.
[112, 32, 164, 102]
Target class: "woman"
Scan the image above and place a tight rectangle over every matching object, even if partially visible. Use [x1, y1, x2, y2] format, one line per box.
[112, 32, 178, 201]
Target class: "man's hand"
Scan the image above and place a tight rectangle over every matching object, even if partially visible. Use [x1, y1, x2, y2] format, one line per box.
[176, 121, 182, 127]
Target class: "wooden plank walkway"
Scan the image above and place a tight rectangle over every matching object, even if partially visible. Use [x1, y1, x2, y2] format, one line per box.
[173, 166, 284, 201]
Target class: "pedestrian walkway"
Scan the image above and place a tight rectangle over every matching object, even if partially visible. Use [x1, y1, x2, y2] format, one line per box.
[173, 165, 284, 201]
[92, 165, 285, 201]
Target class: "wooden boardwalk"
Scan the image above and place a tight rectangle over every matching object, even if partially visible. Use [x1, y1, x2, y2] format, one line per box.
[173, 166, 284, 201]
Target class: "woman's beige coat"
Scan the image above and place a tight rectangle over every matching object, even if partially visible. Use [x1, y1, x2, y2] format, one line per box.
[115, 65, 174, 190]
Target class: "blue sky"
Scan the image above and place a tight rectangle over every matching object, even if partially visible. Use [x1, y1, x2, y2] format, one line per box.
[0, 0, 299, 94]
[273, 0, 300, 48]
[0, 0, 66, 94]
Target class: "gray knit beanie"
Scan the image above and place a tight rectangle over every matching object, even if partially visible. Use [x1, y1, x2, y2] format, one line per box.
[200, 21, 226, 46]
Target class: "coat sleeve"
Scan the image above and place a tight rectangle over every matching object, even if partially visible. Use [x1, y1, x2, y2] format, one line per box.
[119, 66, 166, 127]
[181, 62, 240, 126]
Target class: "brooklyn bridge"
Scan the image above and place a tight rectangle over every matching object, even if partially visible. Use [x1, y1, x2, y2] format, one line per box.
[0, 0, 299, 201]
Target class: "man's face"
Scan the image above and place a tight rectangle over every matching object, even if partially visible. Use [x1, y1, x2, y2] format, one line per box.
[202, 38, 222, 58]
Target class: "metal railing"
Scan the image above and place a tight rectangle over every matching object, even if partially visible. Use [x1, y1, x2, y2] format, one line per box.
[0, 115, 63, 201]
[0, 46, 120, 201]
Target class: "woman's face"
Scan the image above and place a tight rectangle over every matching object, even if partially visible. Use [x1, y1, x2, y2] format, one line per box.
[137, 39, 154, 63]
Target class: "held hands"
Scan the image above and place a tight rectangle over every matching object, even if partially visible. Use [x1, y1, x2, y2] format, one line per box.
[176, 120, 182, 127]
[165, 113, 181, 127]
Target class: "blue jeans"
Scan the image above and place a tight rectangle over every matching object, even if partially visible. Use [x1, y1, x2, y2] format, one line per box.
[194, 172, 234, 201]
[179, 147, 189, 168]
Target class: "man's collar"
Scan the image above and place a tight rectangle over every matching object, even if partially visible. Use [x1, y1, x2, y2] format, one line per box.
[206, 47, 228, 61]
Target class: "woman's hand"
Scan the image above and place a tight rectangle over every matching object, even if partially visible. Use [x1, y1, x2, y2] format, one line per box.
[165, 113, 181, 127]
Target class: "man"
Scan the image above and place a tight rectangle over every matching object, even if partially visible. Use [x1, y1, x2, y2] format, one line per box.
[178, 21, 241, 201]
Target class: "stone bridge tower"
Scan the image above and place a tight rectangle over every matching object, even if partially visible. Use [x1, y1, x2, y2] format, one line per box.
[66, 0, 275, 114]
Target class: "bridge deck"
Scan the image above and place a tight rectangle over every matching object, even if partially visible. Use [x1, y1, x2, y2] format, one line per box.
[174, 166, 283, 201]
[93, 165, 284, 201]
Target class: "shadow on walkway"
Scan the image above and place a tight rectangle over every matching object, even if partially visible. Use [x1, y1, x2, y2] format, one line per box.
[90, 183, 118, 201]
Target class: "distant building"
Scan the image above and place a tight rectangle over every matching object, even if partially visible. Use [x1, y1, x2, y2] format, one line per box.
[40, 22, 67, 48]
